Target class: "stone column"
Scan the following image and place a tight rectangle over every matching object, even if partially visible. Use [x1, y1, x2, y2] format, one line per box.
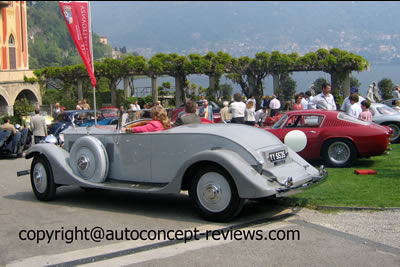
[151, 76, 158, 104]
[273, 74, 279, 95]
[77, 79, 83, 101]
[123, 77, 129, 99]
[7, 105, 14, 116]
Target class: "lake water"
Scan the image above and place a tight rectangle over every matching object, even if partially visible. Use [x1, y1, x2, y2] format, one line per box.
[125, 64, 400, 99]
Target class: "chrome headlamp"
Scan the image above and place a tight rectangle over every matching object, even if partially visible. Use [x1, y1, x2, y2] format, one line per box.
[45, 134, 58, 144]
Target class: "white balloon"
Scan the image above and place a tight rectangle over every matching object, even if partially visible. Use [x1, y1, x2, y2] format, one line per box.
[284, 130, 307, 152]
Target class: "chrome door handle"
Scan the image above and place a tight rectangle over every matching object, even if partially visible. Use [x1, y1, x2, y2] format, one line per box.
[308, 131, 316, 134]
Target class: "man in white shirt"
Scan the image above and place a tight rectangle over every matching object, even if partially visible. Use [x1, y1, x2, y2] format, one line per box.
[228, 93, 246, 124]
[269, 95, 281, 116]
[303, 91, 315, 109]
[310, 83, 336, 110]
[341, 87, 365, 113]
[255, 106, 268, 126]
[346, 94, 362, 118]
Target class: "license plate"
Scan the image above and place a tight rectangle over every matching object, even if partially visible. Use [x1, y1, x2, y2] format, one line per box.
[269, 150, 287, 162]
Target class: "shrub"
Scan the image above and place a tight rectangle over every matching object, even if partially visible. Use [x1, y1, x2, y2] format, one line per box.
[42, 89, 63, 105]
[378, 78, 395, 100]
[14, 98, 35, 119]
[120, 97, 138, 110]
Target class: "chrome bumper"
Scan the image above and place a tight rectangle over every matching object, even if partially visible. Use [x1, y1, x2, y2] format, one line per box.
[276, 165, 328, 197]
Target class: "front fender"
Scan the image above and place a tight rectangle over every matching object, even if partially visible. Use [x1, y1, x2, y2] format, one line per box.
[25, 144, 93, 186]
[165, 149, 273, 199]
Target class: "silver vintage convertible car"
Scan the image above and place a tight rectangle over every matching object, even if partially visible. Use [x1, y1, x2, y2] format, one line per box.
[370, 103, 400, 143]
[20, 120, 327, 222]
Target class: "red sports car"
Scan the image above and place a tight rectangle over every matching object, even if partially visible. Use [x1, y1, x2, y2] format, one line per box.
[264, 110, 392, 167]
[100, 107, 119, 117]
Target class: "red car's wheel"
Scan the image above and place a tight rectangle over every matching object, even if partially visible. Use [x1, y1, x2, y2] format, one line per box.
[322, 139, 357, 168]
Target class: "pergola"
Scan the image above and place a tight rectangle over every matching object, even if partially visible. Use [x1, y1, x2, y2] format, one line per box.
[33, 48, 369, 108]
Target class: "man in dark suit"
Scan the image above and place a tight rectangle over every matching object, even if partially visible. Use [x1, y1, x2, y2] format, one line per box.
[173, 101, 202, 126]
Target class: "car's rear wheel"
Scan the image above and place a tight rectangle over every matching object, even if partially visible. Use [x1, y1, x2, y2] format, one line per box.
[385, 122, 400, 143]
[30, 155, 57, 201]
[322, 139, 357, 167]
[189, 165, 245, 222]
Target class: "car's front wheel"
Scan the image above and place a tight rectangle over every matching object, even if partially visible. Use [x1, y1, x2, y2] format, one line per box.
[322, 138, 357, 167]
[189, 165, 245, 222]
[30, 155, 57, 201]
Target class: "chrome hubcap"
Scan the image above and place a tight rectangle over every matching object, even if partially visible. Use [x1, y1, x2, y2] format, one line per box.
[328, 142, 350, 164]
[203, 184, 221, 203]
[197, 172, 231, 212]
[77, 155, 89, 171]
[33, 162, 47, 193]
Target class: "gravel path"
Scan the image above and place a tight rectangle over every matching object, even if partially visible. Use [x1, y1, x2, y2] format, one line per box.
[295, 208, 400, 249]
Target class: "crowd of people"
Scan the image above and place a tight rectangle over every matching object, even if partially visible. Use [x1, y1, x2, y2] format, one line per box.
[120, 81, 382, 134]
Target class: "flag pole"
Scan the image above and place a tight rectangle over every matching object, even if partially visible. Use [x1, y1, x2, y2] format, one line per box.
[88, 1, 97, 125]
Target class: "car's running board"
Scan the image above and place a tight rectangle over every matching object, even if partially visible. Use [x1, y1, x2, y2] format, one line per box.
[102, 179, 168, 191]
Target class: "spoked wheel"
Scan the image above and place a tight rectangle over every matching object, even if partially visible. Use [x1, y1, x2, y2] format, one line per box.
[30, 155, 57, 201]
[322, 139, 357, 168]
[189, 165, 245, 222]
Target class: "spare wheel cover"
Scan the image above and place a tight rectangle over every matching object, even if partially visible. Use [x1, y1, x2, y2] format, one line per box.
[70, 136, 109, 183]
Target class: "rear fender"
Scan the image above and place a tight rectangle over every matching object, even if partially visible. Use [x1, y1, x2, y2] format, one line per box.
[165, 149, 272, 199]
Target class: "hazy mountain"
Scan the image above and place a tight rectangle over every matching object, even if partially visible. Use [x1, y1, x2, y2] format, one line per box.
[91, 1, 400, 63]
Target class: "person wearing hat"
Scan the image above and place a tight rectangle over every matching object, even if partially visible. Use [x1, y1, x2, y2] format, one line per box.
[340, 86, 365, 113]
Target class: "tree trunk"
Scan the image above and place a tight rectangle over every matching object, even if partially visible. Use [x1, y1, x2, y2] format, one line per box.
[175, 76, 184, 107]
[247, 74, 257, 99]
[111, 80, 117, 107]
[208, 75, 215, 95]
[77, 79, 83, 101]
[273, 74, 279, 95]
[129, 77, 135, 96]
[343, 71, 350, 98]
[330, 72, 342, 97]
[151, 76, 158, 104]
[65, 87, 71, 98]
[123, 77, 129, 99]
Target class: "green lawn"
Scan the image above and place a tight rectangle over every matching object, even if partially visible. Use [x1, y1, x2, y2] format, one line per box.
[287, 143, 400, 208]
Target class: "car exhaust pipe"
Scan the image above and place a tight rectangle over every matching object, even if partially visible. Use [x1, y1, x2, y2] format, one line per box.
[17, 170, 30, 177]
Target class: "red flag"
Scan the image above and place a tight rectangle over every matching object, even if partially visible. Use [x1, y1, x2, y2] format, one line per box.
[59, 1, 96, 87]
